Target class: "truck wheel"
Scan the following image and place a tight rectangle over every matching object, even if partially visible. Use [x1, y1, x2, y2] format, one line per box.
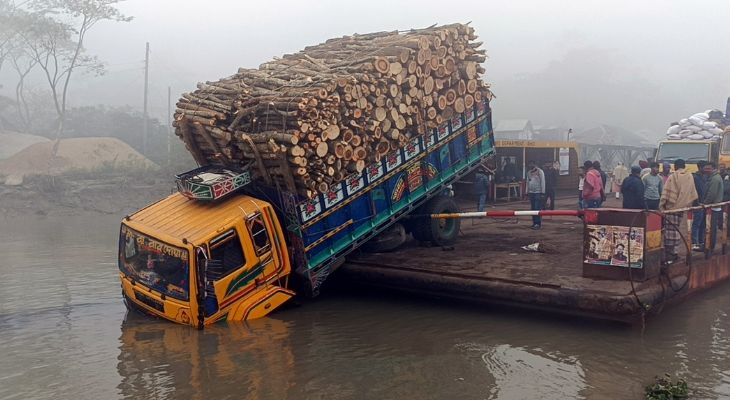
[413, 195, 461, 246]
[363, 223, 407, 252]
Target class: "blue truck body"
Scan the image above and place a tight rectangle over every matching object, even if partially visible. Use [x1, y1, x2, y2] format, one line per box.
[247, 99, 495, 294]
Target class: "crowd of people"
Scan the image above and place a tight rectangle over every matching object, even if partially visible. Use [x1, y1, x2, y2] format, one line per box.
[579, 158, 730, 262]
[471, 156, 730, 260]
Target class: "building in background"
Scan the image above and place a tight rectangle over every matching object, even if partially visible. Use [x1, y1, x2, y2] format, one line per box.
[495, 119, 534, 140]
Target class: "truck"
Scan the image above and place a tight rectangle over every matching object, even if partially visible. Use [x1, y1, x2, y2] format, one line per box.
[118, 100, 495, 328]
[655, 98, 730, 171]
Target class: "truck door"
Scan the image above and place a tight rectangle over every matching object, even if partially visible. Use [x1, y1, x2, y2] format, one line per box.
[203, 229, 248, 317]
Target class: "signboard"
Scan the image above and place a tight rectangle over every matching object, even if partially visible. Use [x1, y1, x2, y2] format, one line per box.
[559, 147, 570, 176]
[585, 224, 644, 268]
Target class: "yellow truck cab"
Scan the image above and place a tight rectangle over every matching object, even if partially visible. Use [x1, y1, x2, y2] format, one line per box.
[119, 191, 293, 328]
[720, 132, 730, 169]
[655, 139, 719, 173]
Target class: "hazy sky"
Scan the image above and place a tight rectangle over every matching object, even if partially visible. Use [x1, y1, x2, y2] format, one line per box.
[10, 0, 730, 137]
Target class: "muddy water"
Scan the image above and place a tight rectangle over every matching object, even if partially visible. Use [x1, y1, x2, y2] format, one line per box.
[1, 215, 729, 400]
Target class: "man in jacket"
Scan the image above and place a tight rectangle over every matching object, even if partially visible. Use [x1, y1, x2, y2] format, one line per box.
[612, 162, 629, 199]
[527, 161, 545, 230]
[703, 161, 724, 253]
[543, 161, 559, 210]
[621, 166, 645, 209]
[660, 159, 698, 264]
[582, 160, 604, 209]
[642, 162, 663, 210]
[474, 166, 490, 212]
[691, 161, 707, 251]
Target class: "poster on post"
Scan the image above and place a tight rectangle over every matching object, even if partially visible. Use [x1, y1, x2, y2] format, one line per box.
[585, 224, 644, 268]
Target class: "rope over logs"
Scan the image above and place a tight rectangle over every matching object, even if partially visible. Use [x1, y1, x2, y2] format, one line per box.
[173, 23, 493, 198]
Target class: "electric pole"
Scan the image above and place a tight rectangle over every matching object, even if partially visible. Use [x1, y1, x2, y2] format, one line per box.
[143, 42, 150, 156]
[167, 86, 172, 166]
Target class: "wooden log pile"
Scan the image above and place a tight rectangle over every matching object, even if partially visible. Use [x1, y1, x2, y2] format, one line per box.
[173, 23, 492, 198]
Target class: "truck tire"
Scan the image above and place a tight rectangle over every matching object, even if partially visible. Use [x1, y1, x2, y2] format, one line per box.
[363, 223, 407, 252]
[412, 195, 461, 246]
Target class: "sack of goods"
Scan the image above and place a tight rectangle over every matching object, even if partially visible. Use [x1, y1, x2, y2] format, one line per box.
[666, 109, 727, 142]
[172, 23, 492, 198]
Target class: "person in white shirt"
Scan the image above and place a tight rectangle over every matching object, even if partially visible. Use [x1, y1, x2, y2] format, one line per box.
[578, 166, 585, 209]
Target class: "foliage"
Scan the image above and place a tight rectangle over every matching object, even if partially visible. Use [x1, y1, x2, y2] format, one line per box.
[0, 0, 131, 138]
[645, 374, 689, 400]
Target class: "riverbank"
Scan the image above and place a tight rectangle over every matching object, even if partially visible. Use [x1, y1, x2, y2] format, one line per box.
[0, 172, 174, 218]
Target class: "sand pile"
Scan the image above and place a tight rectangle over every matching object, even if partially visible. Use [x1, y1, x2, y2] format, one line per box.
[0, 131, 50, 160]
[0, 137, 157, 184]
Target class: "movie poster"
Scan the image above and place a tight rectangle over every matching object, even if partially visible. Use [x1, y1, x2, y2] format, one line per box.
[585, 225, 644, 268]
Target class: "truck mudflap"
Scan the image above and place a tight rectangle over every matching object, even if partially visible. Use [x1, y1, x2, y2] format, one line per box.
[224, 286, 295, 322]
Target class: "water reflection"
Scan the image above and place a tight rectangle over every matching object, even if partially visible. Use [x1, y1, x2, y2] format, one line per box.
[117, 313, 294, 400]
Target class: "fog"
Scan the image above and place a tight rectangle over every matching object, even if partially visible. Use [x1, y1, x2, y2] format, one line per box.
[5, 0, 730, 141]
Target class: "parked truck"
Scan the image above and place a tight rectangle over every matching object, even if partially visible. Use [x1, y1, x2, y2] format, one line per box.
[118, 100, 495, 327]
[655, 98, 730, 172]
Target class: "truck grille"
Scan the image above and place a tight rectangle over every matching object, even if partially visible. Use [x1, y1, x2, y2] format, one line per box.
[134, 291, 165, 313]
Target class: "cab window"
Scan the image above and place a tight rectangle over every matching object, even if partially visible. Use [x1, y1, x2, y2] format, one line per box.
[209, 230, 246, 278]
[247, 213, 271, 256]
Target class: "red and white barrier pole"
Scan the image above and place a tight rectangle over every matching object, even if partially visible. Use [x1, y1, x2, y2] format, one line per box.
[431, 210, 583, 219]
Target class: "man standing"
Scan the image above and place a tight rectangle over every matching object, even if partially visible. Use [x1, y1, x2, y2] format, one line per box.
[621, 166, 645, 209]
[527, 161, 545, 230]
[639, 160, 651, 178]
[642, 162, 663, 210]
[582, 160, 604, 208]
[612, 162, 629, 199]
[543, 161, 559, 210]
[661, 162, 672, 184]
[703, 161, 724, 253]
[691, 161, 707, 251]
[593, 161, 607, 206]
[660, 159, 698, 264]
[474, 166, 490, 212]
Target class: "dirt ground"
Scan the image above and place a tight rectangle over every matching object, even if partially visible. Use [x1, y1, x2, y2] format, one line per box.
[347, 194, 640, 294]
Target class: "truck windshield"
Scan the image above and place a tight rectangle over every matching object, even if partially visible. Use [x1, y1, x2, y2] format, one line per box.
[119, 225, 190, 301]
[656, 142, 710, 162]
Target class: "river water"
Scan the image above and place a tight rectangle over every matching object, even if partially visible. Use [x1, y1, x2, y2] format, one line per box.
[1, 215, 729, 400]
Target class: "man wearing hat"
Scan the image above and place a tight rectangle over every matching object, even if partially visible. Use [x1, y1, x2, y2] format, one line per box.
[621, 166, 645, 210]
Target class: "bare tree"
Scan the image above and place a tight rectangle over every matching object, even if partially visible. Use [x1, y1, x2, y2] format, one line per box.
[27, 0, 131, 139]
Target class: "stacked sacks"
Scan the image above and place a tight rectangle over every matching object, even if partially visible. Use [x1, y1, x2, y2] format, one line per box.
[666, 110, 726, 141]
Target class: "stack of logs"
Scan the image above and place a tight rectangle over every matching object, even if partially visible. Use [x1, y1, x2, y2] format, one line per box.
[173, 23, 492, 198]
